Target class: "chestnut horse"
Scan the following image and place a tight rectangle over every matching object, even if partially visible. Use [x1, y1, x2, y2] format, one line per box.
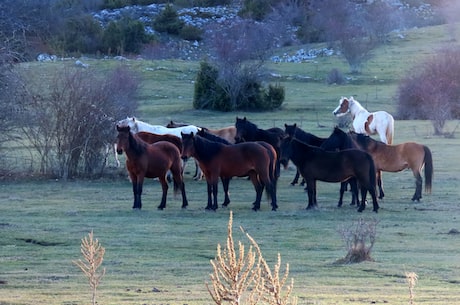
[279, 136, 378, 213]
[333, 96, 395, 144]
[116, 125, 188, 210]
[350, 131, 433, 201]
[181, 132, 277, 211]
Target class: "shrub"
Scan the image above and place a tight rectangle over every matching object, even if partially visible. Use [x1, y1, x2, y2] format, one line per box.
[102, 17, 153, 54]
[396, 47, 460, 135]
[336, 218, 378, 264]
[326, 68, 345, 85]
[152, 4, 184, 35]
[193, 62, 284, 112]
[179, 25, 203, 41]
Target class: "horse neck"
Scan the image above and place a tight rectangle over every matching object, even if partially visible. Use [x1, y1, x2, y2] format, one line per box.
[349, 100, 369, 118]
[124, 133, 146, 157]
[192, 136, 222, 162]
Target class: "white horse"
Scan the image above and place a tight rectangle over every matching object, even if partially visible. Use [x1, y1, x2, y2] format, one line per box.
[116, 117, 203, 179]
[117, 117, 201, 137]
[333, 96, 394, 144]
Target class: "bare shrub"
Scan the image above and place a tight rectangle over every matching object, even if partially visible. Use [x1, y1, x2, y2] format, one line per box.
[16, 64, 139, 178]
[207, 211, 297, 305]
[396, 47, 460, 135]
[336, 218, 379, 264]
[326, 68, 345, 85]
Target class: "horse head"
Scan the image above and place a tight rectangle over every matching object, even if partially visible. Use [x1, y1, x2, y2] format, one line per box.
[180, 132, 195, 159]
[333, 97, 351, 116]
[115, 125, 132, 154]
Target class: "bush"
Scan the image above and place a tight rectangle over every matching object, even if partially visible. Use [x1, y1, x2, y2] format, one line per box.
[396, 47, 460, 134]
[326, 68, 345, 85]
[193, 62, 284, 112]
[152, 4, 184, 35]
[102, 17, 153, 54]
[179, 25, 203, 41]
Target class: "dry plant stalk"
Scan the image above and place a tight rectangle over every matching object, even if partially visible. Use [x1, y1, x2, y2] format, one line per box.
[337, 218, 379, 264]
[206, 211, 297, 305]
[405, 271, 418, 305]
[73, 230, 106, 305]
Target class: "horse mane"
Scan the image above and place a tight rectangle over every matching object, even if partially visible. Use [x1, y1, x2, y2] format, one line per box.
[117, 125, 146, 156]
[193, 134, 225, 162]
[285, 123, 325, 146]
[197, 129, 231, 145]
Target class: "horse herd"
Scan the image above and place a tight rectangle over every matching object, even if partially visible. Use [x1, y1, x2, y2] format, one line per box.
[115, 97, 433, 213]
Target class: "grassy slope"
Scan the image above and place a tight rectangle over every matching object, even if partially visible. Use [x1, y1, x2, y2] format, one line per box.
[0, 23, 460, 304]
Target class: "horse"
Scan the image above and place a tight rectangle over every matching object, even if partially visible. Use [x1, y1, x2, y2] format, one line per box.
[284, 123, 327, 186]
[168, 120, 237, 144]
[321, 127, 433, 201]
[118, 117, 202, 179]
[136, 132, 183, 152]
[350, 131, 433, 201]
[196, 128, 278, 208]
[181, 132, 277, 211]
[333, 96, 395, 144]
[279, 136, 379, 212]
[115, 125, 188, 210]
[235, 117, 285, 178]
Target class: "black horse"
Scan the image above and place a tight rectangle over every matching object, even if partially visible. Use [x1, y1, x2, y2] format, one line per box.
[320, 126, 360, 206]
[279, 136, 379, 212]
[284, 123, 327, 185]
[235, 117, 285, 178]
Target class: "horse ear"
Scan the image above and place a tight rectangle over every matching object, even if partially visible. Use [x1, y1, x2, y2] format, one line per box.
[293, 123, 297, 128]
[243, 116, 247, 121]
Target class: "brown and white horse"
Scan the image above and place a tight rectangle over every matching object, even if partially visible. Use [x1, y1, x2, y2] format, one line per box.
[333, 96, 395, 144]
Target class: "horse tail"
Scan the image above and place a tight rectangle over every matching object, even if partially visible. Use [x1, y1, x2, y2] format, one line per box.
[423, 145, 433, 194]
[386, 115, 395, 145]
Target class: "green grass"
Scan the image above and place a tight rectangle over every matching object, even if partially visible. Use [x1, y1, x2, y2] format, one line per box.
[1, 23, 460, 304]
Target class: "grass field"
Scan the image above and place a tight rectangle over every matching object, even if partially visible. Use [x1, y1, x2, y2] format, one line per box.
[1, 23, 460, 304]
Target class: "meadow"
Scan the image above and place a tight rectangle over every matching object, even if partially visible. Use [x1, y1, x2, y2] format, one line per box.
[1, 23, 460, 304]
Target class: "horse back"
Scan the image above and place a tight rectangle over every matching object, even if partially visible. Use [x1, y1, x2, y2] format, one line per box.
[137, 132, 183, 152]
[217, 142, 270, 177]
[142, 141, 182, 178]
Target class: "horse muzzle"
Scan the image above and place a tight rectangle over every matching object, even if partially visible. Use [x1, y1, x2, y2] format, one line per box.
[116, 148, 123, 155]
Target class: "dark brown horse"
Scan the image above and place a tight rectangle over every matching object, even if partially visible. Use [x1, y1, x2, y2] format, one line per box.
[196, 128, 278, 208]
[181, 132, 277, 211]
[279, 136, 379, 212]
[116, 125, 188, 210]
[350, 131, 433, 201]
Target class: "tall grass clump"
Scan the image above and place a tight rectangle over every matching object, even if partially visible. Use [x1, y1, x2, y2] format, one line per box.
[73, 230, 106, 305]
[206, 211, 297, 305]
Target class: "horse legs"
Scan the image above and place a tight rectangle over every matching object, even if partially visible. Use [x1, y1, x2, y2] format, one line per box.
[221, 178, 231, 207]
[157, 176, 169, 210]
[305, 179, 318, 210]
[211, 182, 219, 210]
[358, 184, 379, 213]
[412, 171, 423, 201]
[248, 172, 264, 211]
[377, 170, 385, 199]
[205, 183, 214, 210]
[291, 169, 301, 185]
[132, 176, 143, 209]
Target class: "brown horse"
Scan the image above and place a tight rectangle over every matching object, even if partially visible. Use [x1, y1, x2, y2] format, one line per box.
[116, 125, 188, 210]
[181, 132, 277, 211]
[349, 131, 433, 201]
[279, 136, 379, 212]
[136, 131, 183, 152]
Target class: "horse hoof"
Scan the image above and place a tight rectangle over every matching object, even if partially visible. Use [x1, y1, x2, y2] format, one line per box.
[157, 206, 165, 210]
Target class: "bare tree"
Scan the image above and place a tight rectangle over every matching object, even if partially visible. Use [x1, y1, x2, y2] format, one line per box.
[205, 19, 274, 110]
[16, 65, 139, 178]
[397, 47, 460, 135]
